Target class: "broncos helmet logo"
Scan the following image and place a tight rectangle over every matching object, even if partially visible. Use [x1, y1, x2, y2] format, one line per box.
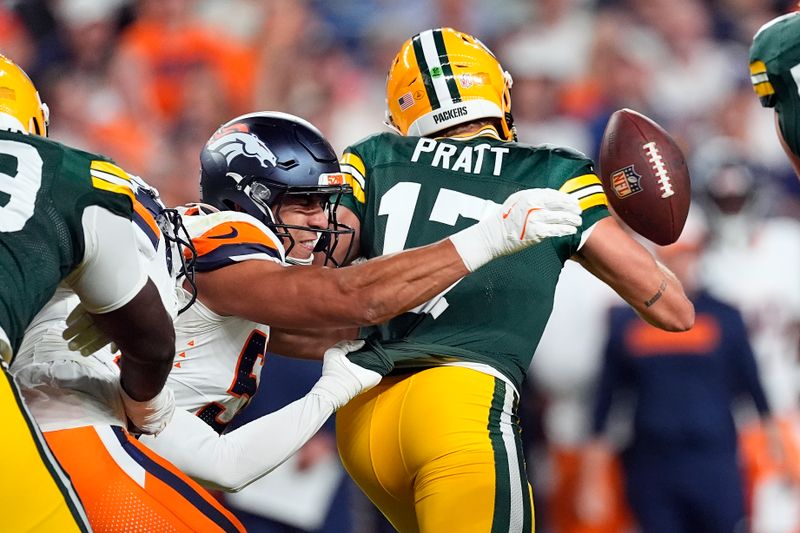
[206, 131, 278, 170]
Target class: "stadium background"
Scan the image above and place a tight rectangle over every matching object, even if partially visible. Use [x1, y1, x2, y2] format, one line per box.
[5, 0, 800, 531]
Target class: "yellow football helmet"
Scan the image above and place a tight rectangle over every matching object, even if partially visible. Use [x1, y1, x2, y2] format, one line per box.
[386, 27, 515, 140]
[0, 55, 48, 136]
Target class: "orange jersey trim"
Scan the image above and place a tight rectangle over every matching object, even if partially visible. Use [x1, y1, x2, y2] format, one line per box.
[133, 199, 161, 239]
[189, 220, 281, 260]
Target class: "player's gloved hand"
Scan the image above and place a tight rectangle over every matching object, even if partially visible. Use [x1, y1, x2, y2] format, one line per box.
[311, 340, 381, 411]
[449, 188, 582, 271]
[63, 303, 116, 356]
[119, 384, 175, 436]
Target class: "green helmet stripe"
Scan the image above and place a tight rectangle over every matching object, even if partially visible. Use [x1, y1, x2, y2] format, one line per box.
[412, 34, 440, 110]
[432, 28, 462, 103]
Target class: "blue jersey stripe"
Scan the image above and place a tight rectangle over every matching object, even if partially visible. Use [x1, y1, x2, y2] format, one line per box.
[195, 242, 282, 272]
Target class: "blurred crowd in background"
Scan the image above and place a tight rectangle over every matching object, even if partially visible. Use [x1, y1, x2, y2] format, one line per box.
[5, 0, 800, 531]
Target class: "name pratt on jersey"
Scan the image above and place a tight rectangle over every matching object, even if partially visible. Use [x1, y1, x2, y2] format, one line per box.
[411, 138, 509, 176]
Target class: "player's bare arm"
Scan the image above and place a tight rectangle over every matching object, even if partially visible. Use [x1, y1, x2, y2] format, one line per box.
[268, 326, 358, 360]
[195, 238, 466, 328]
[90, 279, 175, 401]
[572, 217, 695, 331]
[196, 187, 582, 329]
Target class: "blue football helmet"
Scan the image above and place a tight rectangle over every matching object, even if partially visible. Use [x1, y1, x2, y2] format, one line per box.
[199, 111, 353, 265]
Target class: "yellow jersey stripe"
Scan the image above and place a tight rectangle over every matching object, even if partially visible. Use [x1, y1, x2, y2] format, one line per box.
[560, 174, 601, 194]
[344, 175, 365, 203]
[570, 184, 604, 200]
[340, 153, 366, 185]
[90, 170, 132, 190]
[749, 60, 767, 76]
[754, 81, 775, 97]
[91, 177, 135, 202]
[578, 192, 608, 211]
[90, 160, 131, 182]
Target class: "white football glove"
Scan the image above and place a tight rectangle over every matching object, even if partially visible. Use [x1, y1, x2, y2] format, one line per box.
[311, 340, 381, 411]
[449, 188, 582, 271]
[119, 383, 175, 436]
[63, 303, 116, 356]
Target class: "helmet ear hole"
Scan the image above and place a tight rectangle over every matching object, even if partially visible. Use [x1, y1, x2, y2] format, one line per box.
[200, 148, 228, 178]
[221, 199, 239, 212]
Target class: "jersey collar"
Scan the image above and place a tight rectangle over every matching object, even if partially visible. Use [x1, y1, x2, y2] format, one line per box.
[436, 126, 502, 142]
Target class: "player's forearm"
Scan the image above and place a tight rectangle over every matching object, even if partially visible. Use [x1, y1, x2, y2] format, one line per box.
[216, 240, 467, 329]
[269, 327, 358, 360]
[90, 281, 175, 401]
[142, 395, 335, 492]
[575, 218, 694, 332]
[624, 261, 695, 331]
[331, 238, 468, 325]
[196, 239, 467, 329]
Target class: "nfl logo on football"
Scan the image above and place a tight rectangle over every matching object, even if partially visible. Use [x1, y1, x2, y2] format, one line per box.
[611, 165, 643, 199]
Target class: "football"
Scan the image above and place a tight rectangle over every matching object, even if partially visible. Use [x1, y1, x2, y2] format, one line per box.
[598, 108, 691, 246]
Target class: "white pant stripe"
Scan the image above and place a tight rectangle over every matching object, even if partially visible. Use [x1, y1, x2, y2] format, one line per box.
[94, 425, 147, 488]
[500, 385, 523, 532]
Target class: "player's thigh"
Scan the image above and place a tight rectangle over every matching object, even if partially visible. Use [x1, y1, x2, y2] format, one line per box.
[0, 364, 89, 533]
[45, 424, 245, 533]
[400, 367, 534, 533]
[337, 375, 420, 533]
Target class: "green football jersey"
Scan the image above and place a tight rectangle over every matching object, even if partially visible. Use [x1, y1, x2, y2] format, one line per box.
[340, 132, 609, 389]
[750, 11, 800, 158]
[0, 129, 134, 354]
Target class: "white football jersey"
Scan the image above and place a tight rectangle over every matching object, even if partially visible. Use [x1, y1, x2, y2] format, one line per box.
[12, 177, 182, 431]
[167, 206, 286, 431]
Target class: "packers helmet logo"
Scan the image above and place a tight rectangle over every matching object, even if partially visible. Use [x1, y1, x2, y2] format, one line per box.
[611, 165, 643, 198]
[207, 130, 277, 170]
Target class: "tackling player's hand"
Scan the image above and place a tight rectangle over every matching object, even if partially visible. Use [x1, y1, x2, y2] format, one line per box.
[311, 340, 381, 411]
[449, 188, 582, 271]
[119, 383, 176, 436]
[63, 303, 115, 356]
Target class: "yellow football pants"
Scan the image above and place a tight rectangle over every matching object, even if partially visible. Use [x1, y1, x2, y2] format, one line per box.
[337, 366, 534, 533]
[1, 364, 90, 532]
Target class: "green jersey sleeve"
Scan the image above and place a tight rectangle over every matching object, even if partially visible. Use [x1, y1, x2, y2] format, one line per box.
[540, 146, 610, 257]
[749, 12, 800, 158]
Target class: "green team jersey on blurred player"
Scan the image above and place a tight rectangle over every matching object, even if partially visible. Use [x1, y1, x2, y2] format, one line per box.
[750, 11, 800, 158]
[339, 131, 610, 390]
[0, 128, 134, 354]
